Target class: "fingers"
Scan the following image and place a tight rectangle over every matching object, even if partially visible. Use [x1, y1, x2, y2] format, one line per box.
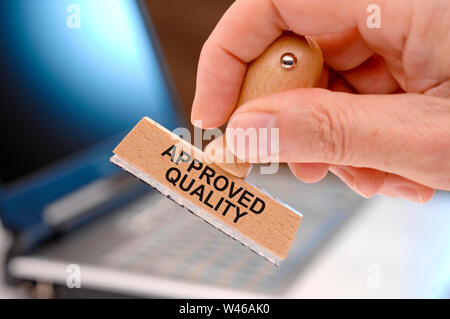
[191, 0, 287, 128]
[378, 173, 435, 203]
[313, 27, 373, 71]
[191, 42, 247, 128]
[329, 166, 385, 198]
[288, 163, 329, 183]
[330, 166, 434, 202]
[316, 67, 330, 89]
[326, 54, 400, 95]
[192, 0, 414, 128]
[340, 54, 399, 94]
[225, 89, 450, 190]
[287, 162, 434, 202]
[328, 75, 356, 93]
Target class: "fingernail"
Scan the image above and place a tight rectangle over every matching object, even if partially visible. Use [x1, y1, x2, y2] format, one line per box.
[228, 112, 277, 130]
[226, 112, 277, 161]
[391, 186, 424, 203]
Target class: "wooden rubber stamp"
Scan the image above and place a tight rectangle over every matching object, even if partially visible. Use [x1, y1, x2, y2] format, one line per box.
[111, 32, 323, 265]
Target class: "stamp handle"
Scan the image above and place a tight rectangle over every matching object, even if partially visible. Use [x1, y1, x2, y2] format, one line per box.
[205, 31, 324, 177]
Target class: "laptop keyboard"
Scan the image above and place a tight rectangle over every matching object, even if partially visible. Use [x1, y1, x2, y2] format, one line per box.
[100, 165, 365, 295]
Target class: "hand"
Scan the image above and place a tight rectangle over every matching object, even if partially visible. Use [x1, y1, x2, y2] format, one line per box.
[191, 0, 450, 203]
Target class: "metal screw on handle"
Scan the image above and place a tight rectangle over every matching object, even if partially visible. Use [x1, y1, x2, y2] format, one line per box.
[280, 53, 297, 70]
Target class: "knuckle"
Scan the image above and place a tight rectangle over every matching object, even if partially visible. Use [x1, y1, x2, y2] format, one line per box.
[306, 99, 352, 163]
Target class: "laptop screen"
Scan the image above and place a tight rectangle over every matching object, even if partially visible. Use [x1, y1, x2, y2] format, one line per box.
[0, 0, 182, 186]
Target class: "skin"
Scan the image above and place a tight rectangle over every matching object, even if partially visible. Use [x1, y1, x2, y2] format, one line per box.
[191, 0, 450, 203]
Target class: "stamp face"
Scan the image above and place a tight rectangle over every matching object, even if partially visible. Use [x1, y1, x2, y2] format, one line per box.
[112, 117, 302, 260]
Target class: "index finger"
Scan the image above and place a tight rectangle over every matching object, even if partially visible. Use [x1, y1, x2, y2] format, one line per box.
[191, 0, 412, 128]
[191, 0, 357, 128]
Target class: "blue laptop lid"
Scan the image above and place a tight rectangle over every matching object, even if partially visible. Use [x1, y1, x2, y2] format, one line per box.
[0, 0, 184, 231]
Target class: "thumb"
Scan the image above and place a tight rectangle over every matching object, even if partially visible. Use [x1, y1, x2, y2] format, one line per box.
[225, 88, 450, 191]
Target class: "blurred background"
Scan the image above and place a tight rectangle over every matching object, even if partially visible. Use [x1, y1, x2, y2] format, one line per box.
[146, 0, 235, 118]
[0, 0, 449, 299]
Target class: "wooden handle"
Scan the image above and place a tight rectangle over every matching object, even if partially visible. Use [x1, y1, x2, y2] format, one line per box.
[205, 31, 323, 178]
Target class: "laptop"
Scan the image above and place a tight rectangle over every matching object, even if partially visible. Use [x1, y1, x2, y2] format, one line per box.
[0, 0, 366, 298]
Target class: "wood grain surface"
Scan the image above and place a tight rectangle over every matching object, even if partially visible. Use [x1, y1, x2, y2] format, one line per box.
[113, 117, 302, 260]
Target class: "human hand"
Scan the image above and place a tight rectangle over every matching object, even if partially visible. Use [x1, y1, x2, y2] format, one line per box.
[191, 0, 450, 203]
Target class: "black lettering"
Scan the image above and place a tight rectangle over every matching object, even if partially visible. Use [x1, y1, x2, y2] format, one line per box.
[165, 167, 181, 186]
[190, 185, 205, 201]
[213, 175, 229, 192]
[222, 199, 235, 216]
[187, 158, 203, 172]
[161, 145, 176, 163]
[228, 182, 243, 199]
[237, 190, 254, 208]
[250, 197, 265, 214]
[233, 206, 248, 223]
[204, 191, 215, 208]
[214, 197, 224, 211]
[199, 166, 216, 185]
[179, 174, 195, 192]
[175, 151, 191, 164]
